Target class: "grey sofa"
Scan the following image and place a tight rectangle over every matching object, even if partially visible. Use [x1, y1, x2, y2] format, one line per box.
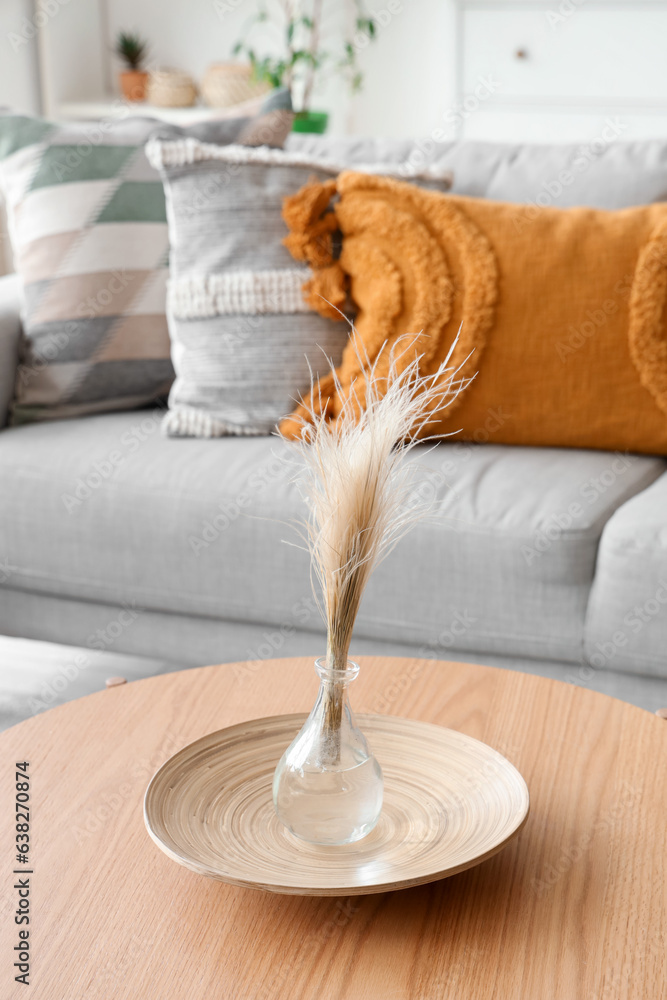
[1, 135, 667, 716]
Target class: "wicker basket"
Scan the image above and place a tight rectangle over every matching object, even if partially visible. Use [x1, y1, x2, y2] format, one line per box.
[146, 68, 197, 108]
[201, 63, 271, 109]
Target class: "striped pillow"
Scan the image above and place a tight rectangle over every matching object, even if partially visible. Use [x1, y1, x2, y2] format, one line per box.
[146, 140, 454, 437]
[0, 108, 292, 424]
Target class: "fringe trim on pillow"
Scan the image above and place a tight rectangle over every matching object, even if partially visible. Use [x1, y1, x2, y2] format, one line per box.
[145, 138, 454, 184]
[162, 406, 268, 438]
[278, 171, 498, 436]
[628, 224, 667, 418]
[168, 269, 313, 319]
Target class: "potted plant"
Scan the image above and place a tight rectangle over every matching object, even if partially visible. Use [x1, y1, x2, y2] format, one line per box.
[115, 31, 149, 103]
[233, 1, 377, 133]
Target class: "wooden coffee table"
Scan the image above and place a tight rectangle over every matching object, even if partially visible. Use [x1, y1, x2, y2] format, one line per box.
[1, 656, 665, 999]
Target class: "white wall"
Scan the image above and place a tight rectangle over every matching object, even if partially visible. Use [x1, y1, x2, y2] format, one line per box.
[0, 0, 42, 275]
[0, 0, 108, 118]
[38, 0, 108, 116]
[0, 0, 42, 115]
[347, 0, 458, 137]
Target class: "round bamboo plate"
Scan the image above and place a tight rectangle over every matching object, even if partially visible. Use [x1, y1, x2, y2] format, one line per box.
[144, 713, 529, 895]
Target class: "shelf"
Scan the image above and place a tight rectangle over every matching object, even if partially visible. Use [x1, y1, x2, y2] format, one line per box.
[56, 100, 234, 125]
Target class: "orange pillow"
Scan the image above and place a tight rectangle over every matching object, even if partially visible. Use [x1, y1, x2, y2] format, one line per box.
[279, 171, 667, 455]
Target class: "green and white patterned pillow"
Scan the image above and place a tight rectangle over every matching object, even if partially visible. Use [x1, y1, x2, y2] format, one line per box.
[0, 106, 292, 424]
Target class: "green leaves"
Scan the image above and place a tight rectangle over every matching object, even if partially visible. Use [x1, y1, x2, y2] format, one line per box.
[356, 17, 376, 38]
[291, 49, 318, 68]
[230, 1, 379, 108]
[247, 52, 288, 89]
[287, 15, 314, 44]
[115, 31, 148, 71]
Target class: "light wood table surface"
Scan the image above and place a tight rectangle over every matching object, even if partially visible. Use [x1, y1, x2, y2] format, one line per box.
[1, 656, 665, 999]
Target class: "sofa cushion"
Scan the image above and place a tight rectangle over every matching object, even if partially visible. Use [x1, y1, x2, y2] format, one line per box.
[0, 410, 663, 663]
[584, 471, 667, 677]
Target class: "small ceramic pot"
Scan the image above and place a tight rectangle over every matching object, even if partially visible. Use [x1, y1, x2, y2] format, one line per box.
[119, 70, 148, 102]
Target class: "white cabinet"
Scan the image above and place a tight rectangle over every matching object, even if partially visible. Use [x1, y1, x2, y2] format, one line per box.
[463, 8, 667, 101]
[456, 1, 667, 141]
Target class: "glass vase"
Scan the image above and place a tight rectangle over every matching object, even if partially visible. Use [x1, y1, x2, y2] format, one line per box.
[272, 657, 384, 845]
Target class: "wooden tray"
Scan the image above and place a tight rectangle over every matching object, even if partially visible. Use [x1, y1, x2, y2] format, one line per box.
[144, 713, 530, 896]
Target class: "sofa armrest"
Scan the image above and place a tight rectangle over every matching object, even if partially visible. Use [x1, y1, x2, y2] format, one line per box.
[0, 272, 21, 429]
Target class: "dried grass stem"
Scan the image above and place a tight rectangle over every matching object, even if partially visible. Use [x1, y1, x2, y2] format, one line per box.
[288, 332, 473, 711]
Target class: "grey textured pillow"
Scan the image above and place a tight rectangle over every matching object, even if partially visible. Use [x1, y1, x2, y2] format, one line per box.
[146, 140, 453, 437]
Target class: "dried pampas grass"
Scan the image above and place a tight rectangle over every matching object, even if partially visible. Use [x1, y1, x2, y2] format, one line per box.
[287, 332, 474, 684]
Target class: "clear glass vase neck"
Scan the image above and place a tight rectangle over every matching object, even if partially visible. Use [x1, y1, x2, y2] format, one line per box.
[315, 656, 360, 687]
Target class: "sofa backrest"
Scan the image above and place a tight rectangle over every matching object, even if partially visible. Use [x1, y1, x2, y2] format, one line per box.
[286, 134, 667, 210]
